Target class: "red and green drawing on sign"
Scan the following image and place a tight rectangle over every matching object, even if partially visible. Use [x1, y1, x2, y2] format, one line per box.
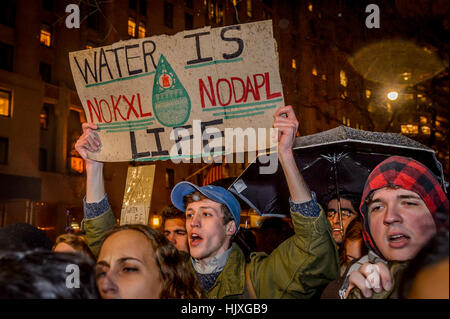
[152, 54, 191, 127]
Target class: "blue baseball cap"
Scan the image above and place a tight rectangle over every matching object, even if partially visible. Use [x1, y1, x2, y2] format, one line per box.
[170, 181, 241, 234]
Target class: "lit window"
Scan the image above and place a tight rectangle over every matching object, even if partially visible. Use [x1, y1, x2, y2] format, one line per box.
[138, 22, 146, 38]
[308, 3, 313, 12]
[215, 4, 224, 24]
[208, 1, 215, 20]
[402, 72, 411, 81]
[40, 24, 52, 47]
[85, 44, 93, 49]
[340, 90, 348, 99]
[365, 89, 371, 99]
[40, 105, 49, 130]
[401, 124, 418, 135]
[387, 102, 392, 113]
[347, 117, 351, 126]
[312, 67, 317, 76]
[340, 70, 347, 87]
[0, 89, 12, 117]
[247, 0, 252, 17]
[70, 156, 84, 173]
[291, 59, 296, 69]
[423, 47, 433, 54]
[321, 74, 327, 80]
[342, 115, 346, 124]
[128, 17, 136, 37]
[421, 126, 431, 135]
[165, 168, 174, 188]
[420, 116, 427, 125]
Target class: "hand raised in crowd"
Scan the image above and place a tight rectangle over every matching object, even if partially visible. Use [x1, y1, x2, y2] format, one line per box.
[345, 262, 392, 298]
[272, 105, 312, 203]
[75, 122, 105, 203]
[75, 122, 102, 167]
[273, 105, 299, 157]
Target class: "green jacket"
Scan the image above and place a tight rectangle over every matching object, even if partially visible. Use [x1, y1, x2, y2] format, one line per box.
[82, 205, 339, 299]
[81, 207, 117, 258]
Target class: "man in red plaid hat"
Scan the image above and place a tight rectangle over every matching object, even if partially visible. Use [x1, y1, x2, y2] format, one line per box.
[339, 155, 449, 299]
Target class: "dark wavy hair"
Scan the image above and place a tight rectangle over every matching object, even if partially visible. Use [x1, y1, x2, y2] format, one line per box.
[161, 205, 186, 229]
[340, 218, 368, 267]
[101, 224, 204, 299]
[0, 249, 99, 299]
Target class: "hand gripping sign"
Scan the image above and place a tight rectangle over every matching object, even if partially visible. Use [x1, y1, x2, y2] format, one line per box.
[69, 20, 284, 163]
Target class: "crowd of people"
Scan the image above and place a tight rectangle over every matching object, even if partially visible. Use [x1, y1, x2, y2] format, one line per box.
[0, 105, 448, 299]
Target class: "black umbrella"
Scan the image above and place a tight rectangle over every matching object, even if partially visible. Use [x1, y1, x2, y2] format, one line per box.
[228, 126, 446, 229]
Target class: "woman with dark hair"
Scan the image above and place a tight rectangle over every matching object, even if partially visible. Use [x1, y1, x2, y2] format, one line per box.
[339, 218, 368, 275]
[321, 218, 368, 298]
[96, 224, 204, 299]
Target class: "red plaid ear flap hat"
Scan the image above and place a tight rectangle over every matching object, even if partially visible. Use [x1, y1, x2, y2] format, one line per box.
[359, 156, 449, 257]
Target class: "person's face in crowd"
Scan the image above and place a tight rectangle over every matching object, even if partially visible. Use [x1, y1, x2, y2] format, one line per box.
[344, 239, 364, 265]
[53, 242, 77, 253]
[327, 198, 358, 244]
[163, 218, 189, 253]
[368, 187, 437, 261]
[96, 230, 162, 299]
[185, 198, 235, 264]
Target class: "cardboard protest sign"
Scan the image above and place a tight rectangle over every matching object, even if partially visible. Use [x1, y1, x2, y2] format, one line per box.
[69, 20, 283, 162]
[120, 165, 156, 225]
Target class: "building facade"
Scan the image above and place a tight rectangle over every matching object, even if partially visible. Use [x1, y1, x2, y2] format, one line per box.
[1, 0, 448, 239]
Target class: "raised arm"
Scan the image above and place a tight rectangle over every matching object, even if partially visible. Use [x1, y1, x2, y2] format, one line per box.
[75, 123, 105, 203]
[247, 105, 340, 298]
[75, 123, 117, 257]
[273, 105, 312, 203]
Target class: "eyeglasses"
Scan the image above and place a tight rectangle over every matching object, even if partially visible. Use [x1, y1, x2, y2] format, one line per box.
[326, 209, 356, 219]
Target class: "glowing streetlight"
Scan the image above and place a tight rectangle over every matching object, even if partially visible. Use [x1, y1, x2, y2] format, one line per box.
[387, 91, 399, 100]
[152, 216, 161, 227]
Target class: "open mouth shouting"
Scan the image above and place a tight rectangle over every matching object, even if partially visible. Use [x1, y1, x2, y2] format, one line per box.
[190, 232, 203, 247]
[388, 232, 410, 249]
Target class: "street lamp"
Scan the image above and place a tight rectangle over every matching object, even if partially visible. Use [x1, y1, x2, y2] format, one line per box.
[387, 91, 399, 100]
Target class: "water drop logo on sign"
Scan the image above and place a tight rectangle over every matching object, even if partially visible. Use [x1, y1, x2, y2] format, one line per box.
[152, 54, 191, 127]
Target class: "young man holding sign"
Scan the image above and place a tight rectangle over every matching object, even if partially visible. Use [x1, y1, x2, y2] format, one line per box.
[77, 105, 339, 298]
